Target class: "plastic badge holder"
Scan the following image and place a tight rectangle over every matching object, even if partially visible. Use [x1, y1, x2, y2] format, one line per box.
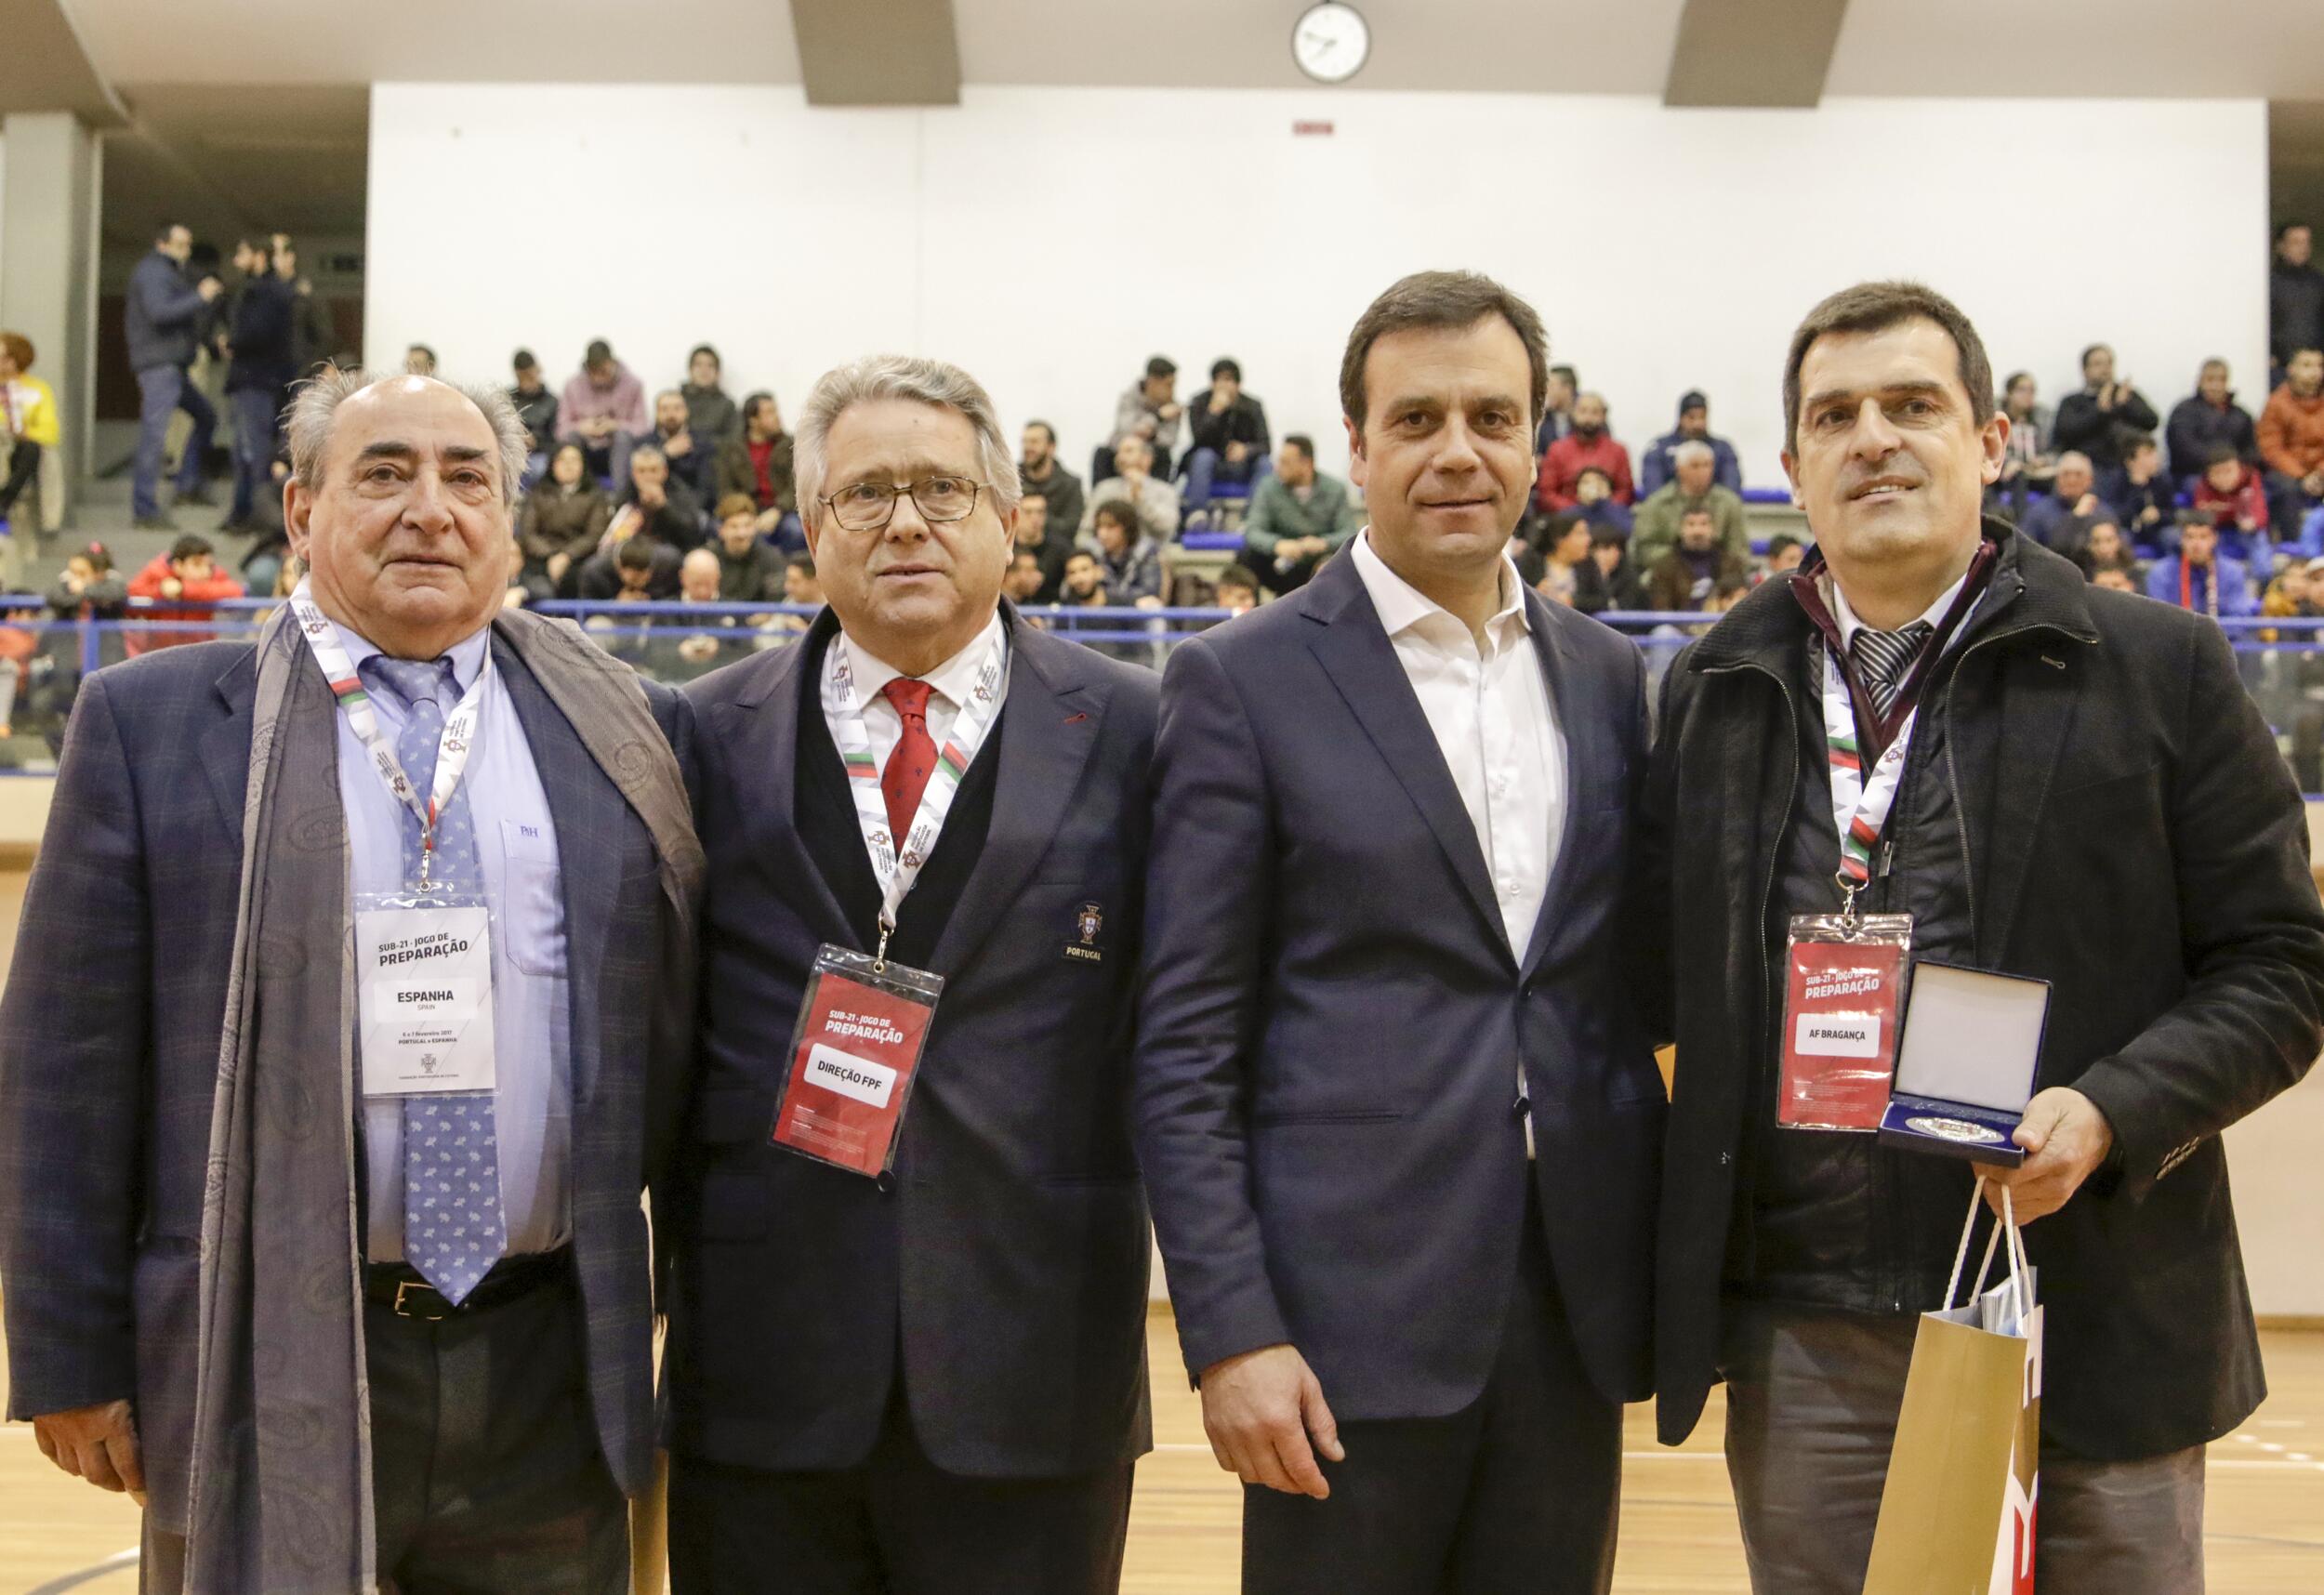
[1876, 962, 2053, 1167]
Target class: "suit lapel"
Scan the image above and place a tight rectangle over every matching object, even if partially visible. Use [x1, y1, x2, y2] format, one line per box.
[928, 619, 1102, 977]
[1300, 557, 1507, 955]
[1520, 595, 1591, 982]
[495, 637, 621, 1106]
[745, 621, 860, 952]
[202, 652, 259, 842]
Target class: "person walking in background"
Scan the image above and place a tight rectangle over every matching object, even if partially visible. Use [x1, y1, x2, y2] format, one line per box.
[126, 221, 225, 530]
[222, 238, 297, 534]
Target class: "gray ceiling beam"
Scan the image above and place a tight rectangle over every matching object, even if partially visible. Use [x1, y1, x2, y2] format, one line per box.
[0, 0, 129, 125]
[790, 0, 960, 107]
[1664, 0, 1851, 110]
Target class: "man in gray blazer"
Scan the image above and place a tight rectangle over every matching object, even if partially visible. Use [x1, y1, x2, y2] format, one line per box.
[0, 371, 699, 1593]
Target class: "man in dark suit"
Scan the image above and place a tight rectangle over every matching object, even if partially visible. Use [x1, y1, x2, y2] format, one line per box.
[666, 354, 1156, 1595]
[1135, 270, 1659, 1595]
[0, 372, 699, 1593]
[1643, 281, 2324, 1593]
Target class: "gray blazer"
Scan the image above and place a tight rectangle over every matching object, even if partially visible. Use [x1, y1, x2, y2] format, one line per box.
[0, 635, 694, 1531]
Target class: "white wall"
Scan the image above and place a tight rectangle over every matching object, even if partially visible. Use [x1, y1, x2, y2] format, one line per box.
[368, 85, 2267, 490]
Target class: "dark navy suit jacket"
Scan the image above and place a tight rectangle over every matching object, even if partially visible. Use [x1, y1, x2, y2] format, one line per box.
[0, 635, 692, 1531]
[665, 606, 1155, 1479]
[1134, 549, 1661, 1417]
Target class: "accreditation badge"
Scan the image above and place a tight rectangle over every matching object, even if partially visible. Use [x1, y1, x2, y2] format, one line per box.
[770, 944, 944, 1179]
[1777, 912, 1912, 1131]
[355, 896, 497, 1096]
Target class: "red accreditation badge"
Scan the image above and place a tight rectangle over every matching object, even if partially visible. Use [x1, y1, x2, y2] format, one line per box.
[1778, 913, 1912, 1131]
[772, 944, 945, 1178]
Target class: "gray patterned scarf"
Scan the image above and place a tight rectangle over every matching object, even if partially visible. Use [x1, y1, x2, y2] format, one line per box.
[178, 603, 701, 1594]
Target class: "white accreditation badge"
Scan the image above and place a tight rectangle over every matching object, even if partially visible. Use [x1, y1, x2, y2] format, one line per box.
[355, 899, 498, 1096]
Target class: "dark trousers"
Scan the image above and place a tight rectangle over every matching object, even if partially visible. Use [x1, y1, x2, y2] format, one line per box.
[132, 363, 215, 518]
[0, 437, 37, 519]
[667, 1391, 1135, 1595]
[227, 386, 283, 524]
[142, 1262, 627, 1594]
[1241, 1193, 1621, 1595]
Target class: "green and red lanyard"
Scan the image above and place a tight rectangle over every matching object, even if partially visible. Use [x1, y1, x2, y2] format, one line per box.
[1789, 541, 1997, 911]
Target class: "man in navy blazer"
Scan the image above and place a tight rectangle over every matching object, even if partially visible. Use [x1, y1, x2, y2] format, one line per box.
[1136, 272, 1661, 1595]
[665, 355, 1155, 1594]
[0, 374, 694, 1592]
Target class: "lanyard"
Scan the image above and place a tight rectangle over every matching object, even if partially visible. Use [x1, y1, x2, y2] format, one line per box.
[291, 585, 490, 892]
[819, 624, 1010, 963]
[1821, 640, 1919, 897]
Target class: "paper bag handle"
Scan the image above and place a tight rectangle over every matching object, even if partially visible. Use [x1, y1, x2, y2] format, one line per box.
[1944, 1177, 2030, 1318]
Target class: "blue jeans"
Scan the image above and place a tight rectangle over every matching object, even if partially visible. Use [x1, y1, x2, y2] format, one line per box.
[229, 387, 283, 524]
[133, 363, 217, 518]
[1182, 446, 1272, 513]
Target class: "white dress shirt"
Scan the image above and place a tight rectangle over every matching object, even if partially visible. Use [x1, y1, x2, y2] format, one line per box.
[332, 618, 571, 1263]
[834, 608, 1010, 786]
[1824, 564, 1983, 844]
[1350, 531, 1566, 965]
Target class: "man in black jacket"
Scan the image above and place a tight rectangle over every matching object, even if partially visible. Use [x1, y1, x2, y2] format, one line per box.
[2166, 358, 2260, 483]
[1182, 357, 1271, 522]
[1642, 280, 2324, 1595]
[2271, 223, 2324, 381]
[2052, 342, 2159, 504]
[222, 241, 296, 533]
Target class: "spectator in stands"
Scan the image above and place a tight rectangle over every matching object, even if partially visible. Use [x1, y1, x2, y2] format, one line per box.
[46, 542, 127, 620]
[783, 553, 822, 609]
[1102, 355, 1182, 481]
[1534, 362, 1578, 453]
[649, 547, 759, 683]
[606, 536, 661, 607]
[1532, 512, 1593, 606]
[1240, 433, 1357, 593]
[1644, 506, 1748, 613]
[1089, 498, 1165, 606]
[2075, 517, 2142, 586]
[2092, 565, 2138, 594]
[575, 445, 693, 600]
[1763, 533, 1807, 578]
[125, 533, 245, 653]
[1639, 390, 1743, 496]
[639, 388, 718, 503]
[2147, 517, 2256, 617]
[2273, 223, 2323, 381]
[517, 442, 613, 600]
[713, 391, 801, 551]
[2167, 359, 2259, 483]
[1061, 548, 1106, 606]
[2052, 343, 2159, 497]
[1574, 522, 1646, 614]
[127, 221, 225, 530]
[2260, 347, 2324, 539]
[559, 337, 647, 481]
[1004, 548, 1048, 608]
[682, 344, 741, 443]
[2111, 433, 2176, 553]
[2264, 556, 2324, 792]
[1019, 419, 1086, 537]
[1991, 370, 2054, 521]
[1631, 439, 1749, 571]
[0, 332, 59, 527]
[2193, 446, 2270, 560]
[1182, 357, 1273, 522]
[508, 349, 559, 480]
[1213, 563, 1261, 617]
[1012, 488, 1071, 603]
[711, 493, 785, 602]
[221, 242, 296, 534]
[2047, 509, 2121, 570]
[2019, 450, 2102, 547]
[1084, 432, 1181, 545]
[1536, 390, 1634, 511]
[403, 344, 436, 377]
[1570, 465, 1635, 536]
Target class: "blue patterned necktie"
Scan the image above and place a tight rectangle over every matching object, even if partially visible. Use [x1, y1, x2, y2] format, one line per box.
[363, 654, 505, 1304]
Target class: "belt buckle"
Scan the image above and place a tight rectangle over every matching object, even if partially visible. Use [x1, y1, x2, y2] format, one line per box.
[392, 1278, 451, 1322]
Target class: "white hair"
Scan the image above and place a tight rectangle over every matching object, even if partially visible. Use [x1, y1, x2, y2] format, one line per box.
[794, 354, 1021, 527]
[1672, 440, 1714, 468]
[286, 368, 530, 508]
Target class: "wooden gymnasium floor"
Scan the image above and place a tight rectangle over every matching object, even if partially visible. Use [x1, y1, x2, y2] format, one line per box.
[4, 1306, 2321, 1592]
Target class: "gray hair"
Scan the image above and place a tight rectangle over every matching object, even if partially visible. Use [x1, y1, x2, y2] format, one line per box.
[1671, 439, 1714, 468]
[287, 368, 531, 508]
[794, 354, 1021, 528]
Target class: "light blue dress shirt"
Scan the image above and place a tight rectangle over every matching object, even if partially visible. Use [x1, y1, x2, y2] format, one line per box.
[327, 615, 573, 1261]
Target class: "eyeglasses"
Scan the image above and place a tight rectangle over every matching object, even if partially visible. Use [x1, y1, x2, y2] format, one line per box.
[821, 475, 984, 533]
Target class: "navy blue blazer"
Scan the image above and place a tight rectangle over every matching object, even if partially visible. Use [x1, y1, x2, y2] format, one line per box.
[665, 606, 1155, 1479]
[0, 635, 692, 1531]
[1135, 549, 1661, 1418]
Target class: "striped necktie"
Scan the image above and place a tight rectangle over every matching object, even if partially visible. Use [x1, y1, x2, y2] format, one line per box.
[1850, 621, 1934, 721]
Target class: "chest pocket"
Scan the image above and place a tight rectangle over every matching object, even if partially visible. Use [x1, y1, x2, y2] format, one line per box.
[497, 817, 568, 977]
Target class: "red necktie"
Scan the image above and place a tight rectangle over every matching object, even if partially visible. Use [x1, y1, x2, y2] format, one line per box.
[879, 678, 938, 843]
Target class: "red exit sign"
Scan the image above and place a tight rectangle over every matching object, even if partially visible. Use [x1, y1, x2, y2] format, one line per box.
[1293, 120, 1335, 137]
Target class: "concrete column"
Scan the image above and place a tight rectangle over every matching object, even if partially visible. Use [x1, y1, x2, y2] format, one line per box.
[0, 112, 103, 493]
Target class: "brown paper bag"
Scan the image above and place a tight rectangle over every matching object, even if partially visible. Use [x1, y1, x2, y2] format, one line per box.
[1863, 1184, 2041, 1595]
